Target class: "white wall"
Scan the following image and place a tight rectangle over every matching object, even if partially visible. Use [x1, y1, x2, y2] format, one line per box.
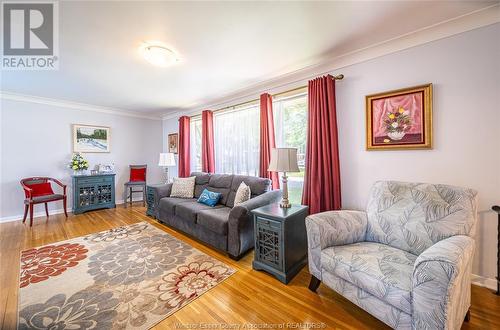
[162, 23, 500, 285]
[0, 100, 163, 221]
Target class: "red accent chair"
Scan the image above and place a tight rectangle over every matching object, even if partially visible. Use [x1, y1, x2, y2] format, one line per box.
[20, 177, 68, 227]
[124, 165, 147, 207]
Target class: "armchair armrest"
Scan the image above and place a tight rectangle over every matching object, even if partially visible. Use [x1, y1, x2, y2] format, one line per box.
[49, 178, 67, 194]
[305, 210, 368, 280]
[412, 235, 475, 329]
[227, 190, 282, 257]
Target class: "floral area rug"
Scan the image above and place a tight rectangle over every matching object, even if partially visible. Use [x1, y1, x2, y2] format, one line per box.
[18, 222, 235, 329]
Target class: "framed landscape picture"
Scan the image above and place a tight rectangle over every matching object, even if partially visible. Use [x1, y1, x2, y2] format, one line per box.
[168, 133, 178, 154]
[73, 124, 110, 153]
[366, 84, 432, 150]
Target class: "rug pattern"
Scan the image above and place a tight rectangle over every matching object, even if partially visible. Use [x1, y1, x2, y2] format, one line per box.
[18, 222, 235, 329]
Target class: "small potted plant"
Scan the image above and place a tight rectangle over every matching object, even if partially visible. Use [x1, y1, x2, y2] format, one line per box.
[69, 153, 89, 175]
[384, 107, 412, 141]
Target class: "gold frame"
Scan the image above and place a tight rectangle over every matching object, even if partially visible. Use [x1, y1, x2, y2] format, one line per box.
[168, 133, 178, 154]
[366, 83, 432, 150]
[73, 124, 111, 153]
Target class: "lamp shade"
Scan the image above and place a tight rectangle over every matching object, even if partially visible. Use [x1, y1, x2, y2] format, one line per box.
[268, 148, 300, 172]
[158, 153, 176, 167]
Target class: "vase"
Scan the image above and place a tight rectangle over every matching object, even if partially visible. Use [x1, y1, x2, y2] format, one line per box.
[73, 170, 86, 176]
[388, 131, 405, 141]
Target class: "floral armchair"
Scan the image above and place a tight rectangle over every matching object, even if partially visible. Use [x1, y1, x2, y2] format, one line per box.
[306, 181, 478, 329]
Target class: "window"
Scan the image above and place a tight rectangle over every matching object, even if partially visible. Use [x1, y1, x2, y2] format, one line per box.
[190, 117, 202, 172]
[214, 103, 260, 176]
[273, 92, 307, 204]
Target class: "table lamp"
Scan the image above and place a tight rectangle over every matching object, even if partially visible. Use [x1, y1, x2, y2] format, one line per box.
[158, 153, 176, 183]
[268, 148, 300, 208]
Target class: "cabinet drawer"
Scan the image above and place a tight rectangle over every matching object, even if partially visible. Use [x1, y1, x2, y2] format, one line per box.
[256, 216, 281, 230]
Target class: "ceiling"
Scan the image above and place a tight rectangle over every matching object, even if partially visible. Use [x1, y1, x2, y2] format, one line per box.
[1, 1, 498, 116]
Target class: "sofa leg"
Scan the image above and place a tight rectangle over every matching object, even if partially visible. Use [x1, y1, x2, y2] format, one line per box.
[464, 309, 471, 322]
[228, 254, 242, 261]
[308, 275, 321, 292]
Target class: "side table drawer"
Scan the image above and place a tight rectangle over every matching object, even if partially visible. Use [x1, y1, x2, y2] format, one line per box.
[255, 217, 283, 270]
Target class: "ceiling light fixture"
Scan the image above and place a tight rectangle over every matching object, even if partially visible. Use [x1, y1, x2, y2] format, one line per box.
[139, 42, 178, 67]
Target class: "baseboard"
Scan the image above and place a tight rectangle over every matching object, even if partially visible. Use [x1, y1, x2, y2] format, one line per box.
[0, 197, 145, 223]
[471, 274, 498, 291]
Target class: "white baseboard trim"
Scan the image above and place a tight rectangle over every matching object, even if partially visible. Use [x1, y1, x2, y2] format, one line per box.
[471, 274, 498, 291]
[0, 198, 145, 223]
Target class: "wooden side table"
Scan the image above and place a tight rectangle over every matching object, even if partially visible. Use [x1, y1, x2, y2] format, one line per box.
[251, 204, 309, 284]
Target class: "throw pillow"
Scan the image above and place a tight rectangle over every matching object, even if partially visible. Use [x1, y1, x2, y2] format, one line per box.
[130, 168, 146, 182]
[234, 181, 251, 206]
[170, 176, 195, 198]
[197, 189, 222, 207]
[27, 183, 54, 197]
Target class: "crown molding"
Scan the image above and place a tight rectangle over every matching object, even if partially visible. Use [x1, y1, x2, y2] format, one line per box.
[162, 3, 500, 119]
[0, 92, 162, 121]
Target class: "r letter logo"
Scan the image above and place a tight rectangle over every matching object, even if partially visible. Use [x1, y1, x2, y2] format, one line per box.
[2, 1, 59, 70]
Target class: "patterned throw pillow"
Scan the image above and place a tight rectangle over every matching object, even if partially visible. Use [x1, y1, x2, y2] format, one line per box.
[197, 189, 222, 207]
[234, 181, 251, 206]
[170, 176, 195, 198]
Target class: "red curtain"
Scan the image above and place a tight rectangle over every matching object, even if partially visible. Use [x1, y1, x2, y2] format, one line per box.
[201, 110, 215, 173]
[178, 116, 191, 177]
[259, 93, 280, 190]
[302, 75, 341, 214]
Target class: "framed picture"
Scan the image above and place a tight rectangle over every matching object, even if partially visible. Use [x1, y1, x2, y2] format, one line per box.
[366, 84, 432, 150]
[73, 124, 110, 153]
[168, 133, 178, 154]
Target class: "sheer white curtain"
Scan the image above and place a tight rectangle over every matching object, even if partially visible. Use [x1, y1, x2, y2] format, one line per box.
[190, 118, 202, 172]
[214, 105, 260, 176]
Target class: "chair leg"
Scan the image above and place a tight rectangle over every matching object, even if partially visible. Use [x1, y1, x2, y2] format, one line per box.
[44, 203, 49, 217]
[464, 309, 471, 322]
[63, 197, 68, 217]
[143, 185, 146, 206]
[29, 203, 34, 227]
[130, 187, 133, 206]
[22, 205, 28, 223]
[124, 186, 127, 208]
[308, 275, 321, 292]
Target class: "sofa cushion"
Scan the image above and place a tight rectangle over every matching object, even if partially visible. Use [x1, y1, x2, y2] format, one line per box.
[158, 197, 195, 214]
[175, 201, 223, 223]
[170, 176, 195, 198]
[191, 172, 211, 198]
[226, 175, 271, 207]
[207, 174, 233, 205]
[197, 207, 231, 235]
[321, 242, 417, 314]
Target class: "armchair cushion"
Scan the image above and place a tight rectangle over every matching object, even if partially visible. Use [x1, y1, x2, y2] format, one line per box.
[322, 242, 417, 314]
[305, 210, 367, 280]
[366, 181, 478, 255]
[27, 182, 54, 197]
[412, 235, 475, 329]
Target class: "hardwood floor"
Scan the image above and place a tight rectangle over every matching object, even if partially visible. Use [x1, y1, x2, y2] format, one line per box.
[1, 205, 499, 329]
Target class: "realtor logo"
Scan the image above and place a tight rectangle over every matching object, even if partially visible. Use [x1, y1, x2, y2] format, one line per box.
[2, 1, 59, 70]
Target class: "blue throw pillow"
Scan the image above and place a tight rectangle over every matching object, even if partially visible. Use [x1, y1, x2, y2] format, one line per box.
[197, 189, 221, 207]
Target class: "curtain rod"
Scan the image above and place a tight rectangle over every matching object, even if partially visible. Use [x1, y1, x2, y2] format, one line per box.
[191, 74, 344, 118]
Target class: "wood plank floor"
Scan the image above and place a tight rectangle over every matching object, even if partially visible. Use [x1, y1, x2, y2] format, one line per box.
[1, 205, 499, 329]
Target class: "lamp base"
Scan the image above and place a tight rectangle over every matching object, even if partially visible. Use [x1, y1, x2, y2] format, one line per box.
[280, 200, 292, 208]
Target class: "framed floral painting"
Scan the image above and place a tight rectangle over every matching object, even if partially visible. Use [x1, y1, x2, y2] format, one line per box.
[366, 84, 432, 150]
[168, 133, 178, 154]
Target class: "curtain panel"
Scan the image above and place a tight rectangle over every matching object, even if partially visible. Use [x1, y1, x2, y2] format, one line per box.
[302, 75, 341, 213]
[201, 110, 216, 173]
[178, 116, 191, 177]
[259, 93, 280, 190]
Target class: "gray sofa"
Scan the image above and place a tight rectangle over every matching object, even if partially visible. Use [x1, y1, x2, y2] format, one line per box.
[150, 172, 282, 259]
[306, 181, 478, 329]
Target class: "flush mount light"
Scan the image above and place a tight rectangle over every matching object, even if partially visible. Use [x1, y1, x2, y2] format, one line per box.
[139, 42, 178, 67]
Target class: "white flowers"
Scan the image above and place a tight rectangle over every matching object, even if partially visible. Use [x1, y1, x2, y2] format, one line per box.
[391, 122, 399, 128]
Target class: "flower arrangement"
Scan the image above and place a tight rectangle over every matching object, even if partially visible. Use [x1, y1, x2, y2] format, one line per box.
[384, 107, 412, 141]
[69, 153, 89, 171]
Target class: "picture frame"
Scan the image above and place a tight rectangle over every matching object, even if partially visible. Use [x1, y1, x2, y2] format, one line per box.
[366, 83, 432, 150]
[73, 124, 111, 153]
[168, 133, 178, 154]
